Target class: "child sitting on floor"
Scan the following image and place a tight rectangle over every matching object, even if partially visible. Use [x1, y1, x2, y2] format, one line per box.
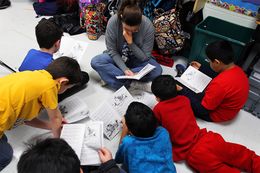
[115, 102, 176, 173]
[179, 40, 249, 122]
[152, 75, 260, 173]
[19, 18, 89, 101]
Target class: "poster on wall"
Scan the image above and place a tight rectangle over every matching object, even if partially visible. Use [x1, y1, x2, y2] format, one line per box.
[207, 0, 259, 17]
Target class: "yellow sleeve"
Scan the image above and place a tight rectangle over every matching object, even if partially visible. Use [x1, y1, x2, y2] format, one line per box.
[40, 87, 58, 110]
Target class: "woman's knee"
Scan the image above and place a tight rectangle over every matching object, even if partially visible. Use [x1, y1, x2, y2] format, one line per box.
[90, 53, 111, 69]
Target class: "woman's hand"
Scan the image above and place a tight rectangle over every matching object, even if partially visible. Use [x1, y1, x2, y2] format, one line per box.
[123, 29, 133, 44]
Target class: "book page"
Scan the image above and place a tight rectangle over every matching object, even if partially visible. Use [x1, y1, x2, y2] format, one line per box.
[59, 96, 90, 123]
[116, 64, 156, 80]
[53, 36, 88, 63]
[90, 102, 122, 140]
[80, 121, 103, 165]
[108, 86, 134, 117]
[176, 66, 212, 93]
[131, 90, 157, 108]
[60, 124, 86, 159]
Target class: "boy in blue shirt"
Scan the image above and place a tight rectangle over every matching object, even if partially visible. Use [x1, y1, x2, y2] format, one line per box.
[115, 102, 176, 173]
[19, 18, 89, 101]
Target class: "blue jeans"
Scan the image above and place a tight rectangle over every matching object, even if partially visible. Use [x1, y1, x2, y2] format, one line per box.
[91, 53, 162, 90]
[0, 134, 13, 171]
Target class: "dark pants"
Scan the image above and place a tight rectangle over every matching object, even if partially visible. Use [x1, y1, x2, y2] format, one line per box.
[58, 71, 89, 102]
[0, 134, 13, 171]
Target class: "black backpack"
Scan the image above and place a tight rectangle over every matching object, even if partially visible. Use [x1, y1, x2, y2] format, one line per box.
[0, 0, 10, 9]
[33, 1, 61, 16]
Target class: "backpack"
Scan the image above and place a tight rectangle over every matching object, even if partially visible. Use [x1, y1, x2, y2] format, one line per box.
[79, 0, 106, 40]
[153, 8, 186, 55]
[33, 1, 61, 16]
[0, 0, 10, 9]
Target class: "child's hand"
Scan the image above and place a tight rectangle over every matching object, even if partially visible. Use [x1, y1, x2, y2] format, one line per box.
[61, 117, 68, 124]
[176, 84, 183, 91]
[124, 69, 135, 76]
[190, 61, 201, 69]
[98, 147, 113, 163]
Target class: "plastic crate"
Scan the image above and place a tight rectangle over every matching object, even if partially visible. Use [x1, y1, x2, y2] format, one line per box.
[188, 16, 254, 66]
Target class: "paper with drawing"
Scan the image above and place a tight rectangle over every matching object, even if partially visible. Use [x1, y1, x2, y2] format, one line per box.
[53, 36, 88, 63]
[89, 86, 134, 140]
[59, 96, 90, 123]
[60, 122, 104, 165]
[116, 63, 156, 80]
[175, 66, 212, 93]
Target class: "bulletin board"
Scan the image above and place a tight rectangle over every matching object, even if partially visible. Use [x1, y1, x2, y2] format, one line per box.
[207, 0, 259, 17]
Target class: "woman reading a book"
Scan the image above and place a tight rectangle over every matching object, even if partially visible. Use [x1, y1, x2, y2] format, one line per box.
[91, 0, 162, 90]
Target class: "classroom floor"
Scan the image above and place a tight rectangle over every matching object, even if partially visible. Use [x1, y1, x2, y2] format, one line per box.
[1, 1, 260, 172]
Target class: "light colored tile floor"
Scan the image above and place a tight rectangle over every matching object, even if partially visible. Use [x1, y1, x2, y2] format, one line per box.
[1, 1, 260, 173]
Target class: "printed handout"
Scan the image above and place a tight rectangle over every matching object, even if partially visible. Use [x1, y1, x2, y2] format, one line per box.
[89, 86, 134, 140]
[175, 65, 212, 93]
[53, 36, 88, 63]
[116, 64, 156, 80]
[60, 121, 104, 165]
[59, 96, 90, 123]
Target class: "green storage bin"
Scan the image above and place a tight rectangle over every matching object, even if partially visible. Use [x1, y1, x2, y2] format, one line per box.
[189, 16, 254, 66]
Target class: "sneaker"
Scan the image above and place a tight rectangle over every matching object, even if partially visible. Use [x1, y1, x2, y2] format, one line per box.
[100, 79, 107, 87]
[129, 81, 152, 93]
[175, 64, 186, 77]
[0, 0, 11, 10]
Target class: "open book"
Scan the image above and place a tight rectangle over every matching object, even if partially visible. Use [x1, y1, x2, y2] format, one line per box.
[59, 96, 90, 123]
[175, 65, 212, 93]
[116, 64, 156, 80]
[53, 36, 88, 63]
[60, 121, 104, 165]
[89, 86, 134, 140]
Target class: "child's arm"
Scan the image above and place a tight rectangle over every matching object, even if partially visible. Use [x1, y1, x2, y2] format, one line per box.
[46, 107, 63, 138]
[25, 118, 52, 130]
[26, 108, 63, 138]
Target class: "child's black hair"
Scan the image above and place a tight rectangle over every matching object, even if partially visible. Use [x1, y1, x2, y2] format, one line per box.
[125, 102, 158, 138]
[46, 56, 82, 85]
[35, 18, 63, 49]
[205, 40, 234, 65]
[118, 0, 142, 26]
[151, 75, 177, 101]
[17, 138, 80, 173]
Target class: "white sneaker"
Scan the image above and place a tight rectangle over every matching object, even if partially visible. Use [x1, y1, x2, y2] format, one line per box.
[100, 79, 107, 87]
[129, 81, 152, 93]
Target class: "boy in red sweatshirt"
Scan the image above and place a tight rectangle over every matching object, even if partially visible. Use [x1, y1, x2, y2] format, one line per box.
[151, 75, 260, 173]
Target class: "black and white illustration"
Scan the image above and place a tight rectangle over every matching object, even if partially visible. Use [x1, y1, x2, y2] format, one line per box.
[89, 87, 133, 140]
[175, 66, 212, 93]
[59, 96, 90, 123]
[105, 120, 120, 139]
[61, 122, 104, 165]
[53, 36, 88, 63]
[109, 86, 134, 117]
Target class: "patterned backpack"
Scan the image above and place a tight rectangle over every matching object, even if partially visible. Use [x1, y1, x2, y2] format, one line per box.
[79, 0, 106, 40]
[153, 8, 186, 55]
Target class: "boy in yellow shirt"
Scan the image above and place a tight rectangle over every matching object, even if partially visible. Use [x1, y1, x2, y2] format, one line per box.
[0, 56, 83, 171]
